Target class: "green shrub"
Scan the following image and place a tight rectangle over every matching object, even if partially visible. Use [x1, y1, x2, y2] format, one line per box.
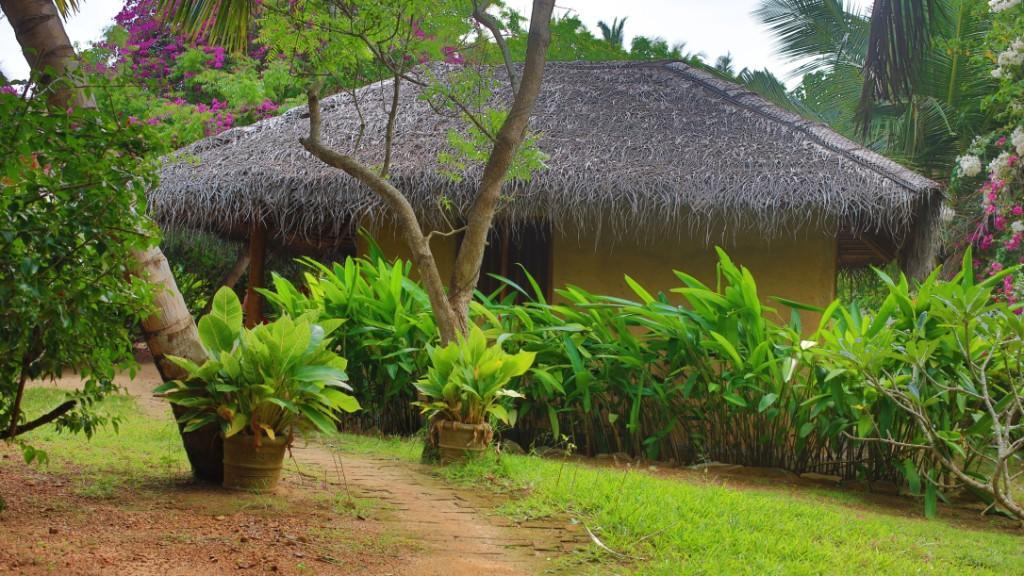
[475, 251, 856, 472]
[260, 253, 435, 434]
[817, 252, 1024, 520]
[157, 287, 360, 440]
[414, 325, 533, 426]
[262, 244, 1023, 519]
[1, 92, 158, 459]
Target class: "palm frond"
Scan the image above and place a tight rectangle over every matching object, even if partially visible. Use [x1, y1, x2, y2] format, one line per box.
[857, 0, 941, 129]
[155, 0, 257, 53]
[52, 0, 82, 19]
[596, 16, 627, 49]
[739, 67, 825, 122]
[754, 0, 870, 77]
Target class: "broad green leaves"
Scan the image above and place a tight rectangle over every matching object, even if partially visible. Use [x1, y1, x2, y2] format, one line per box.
[415, 325, 534, 426]
[197, 287, 243, 357]
[163, 298, 361, 441]
[259, 252, 435, 435]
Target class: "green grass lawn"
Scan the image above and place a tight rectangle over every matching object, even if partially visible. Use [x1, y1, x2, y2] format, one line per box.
[13, 388, 189, 497]
[337, 433, 1024, 576]
[10, 390, 1024, 575]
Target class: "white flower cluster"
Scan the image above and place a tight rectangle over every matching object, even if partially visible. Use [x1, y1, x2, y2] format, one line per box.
[990, 151, 1013, 179]
[993, 38, 1024, 79]
[959, 154, 983, 177]
[990, 0, 1021, 12]
[1013, 127, 1024, 155]
[1013, 220, 1024, 234]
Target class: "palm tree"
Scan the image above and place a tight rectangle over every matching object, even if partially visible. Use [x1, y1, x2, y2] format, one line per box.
[755, 0, 993, 177]
[597, 16, 627, 49]
[714, 52, 736, 76]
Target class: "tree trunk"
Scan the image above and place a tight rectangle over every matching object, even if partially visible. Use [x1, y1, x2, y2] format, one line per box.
[446, 0, 555, 325]
[135, 247, 222, 482]
[301, 0, 554, 345]
[0, 0, 86, 108]
[2, 0, 221, 482]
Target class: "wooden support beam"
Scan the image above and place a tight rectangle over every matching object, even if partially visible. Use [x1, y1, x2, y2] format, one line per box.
[244, 219, 267, 328]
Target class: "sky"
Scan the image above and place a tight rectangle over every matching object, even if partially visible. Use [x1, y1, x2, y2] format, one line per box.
[0, 0, 873, 82]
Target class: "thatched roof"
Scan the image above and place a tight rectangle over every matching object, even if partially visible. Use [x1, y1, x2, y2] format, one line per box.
[151, 60, 939, 249]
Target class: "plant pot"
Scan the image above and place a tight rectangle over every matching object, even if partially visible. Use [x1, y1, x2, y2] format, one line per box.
[172, 403, 223, 484]
[436, 420, 493, 464]
[222, 433, 289, 492]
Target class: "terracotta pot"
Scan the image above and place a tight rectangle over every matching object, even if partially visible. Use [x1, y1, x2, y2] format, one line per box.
[436, 420, 493, 464]
[222, 433, 288, 492]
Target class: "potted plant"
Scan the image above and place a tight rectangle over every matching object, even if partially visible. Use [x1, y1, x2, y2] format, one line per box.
[414, 326, 535, 463]
[156, 287, 360, 491]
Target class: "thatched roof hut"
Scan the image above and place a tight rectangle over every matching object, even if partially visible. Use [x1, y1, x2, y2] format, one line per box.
[152, 61, 941, 317]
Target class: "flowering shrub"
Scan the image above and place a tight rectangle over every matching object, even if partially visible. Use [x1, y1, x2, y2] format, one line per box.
[953, 131, 1024, 302]
[951, 1, 1024, 302]
[80, 0, 300, 149]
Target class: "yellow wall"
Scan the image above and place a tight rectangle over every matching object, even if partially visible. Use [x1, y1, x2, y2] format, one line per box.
[358, 219, 460, 283]
[552, 221, 837, 326]
[358, 218, 837, 325]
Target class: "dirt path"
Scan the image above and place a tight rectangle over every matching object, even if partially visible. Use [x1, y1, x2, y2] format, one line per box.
[288, 444, 579, 576]
[27, 362, 581, 575]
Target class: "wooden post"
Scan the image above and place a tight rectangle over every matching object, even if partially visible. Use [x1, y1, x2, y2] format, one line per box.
[244, 219, 267, 328]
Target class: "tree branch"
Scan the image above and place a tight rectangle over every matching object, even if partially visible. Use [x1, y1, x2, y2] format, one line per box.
[0, 400, 76, 440]
[472, 0, 518, 97]
[447, 0, 555, 331]
[299, 88, 459, 343]
[381, 75, 402, 178]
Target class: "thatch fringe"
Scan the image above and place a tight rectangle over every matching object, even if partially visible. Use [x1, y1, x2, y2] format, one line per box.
[150, 61, 939, 248]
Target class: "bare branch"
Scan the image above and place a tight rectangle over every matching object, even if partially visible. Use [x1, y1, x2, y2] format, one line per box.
[299, 88, 459, 343]
[426, 226, 467, 243]
[472, 0, 518, 96]
[448, 0, 555, 331]
[1, 401, 76, 440]
[381, 75, 402, 178]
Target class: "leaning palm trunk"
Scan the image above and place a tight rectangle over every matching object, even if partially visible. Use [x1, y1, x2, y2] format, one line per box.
[135, 247, 221, 481]
[1, 0, 221, 481]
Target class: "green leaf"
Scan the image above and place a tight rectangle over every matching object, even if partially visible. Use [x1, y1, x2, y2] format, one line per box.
[299, 405, 336, 434]
[197, 315, 236, 357]
[208, 286, 243, 334]
[708, 331, 743, 368]
[924, 474, 938, 519]
[487, 404, 510, 425]
[902, 460, 921, 495]
[857, 414, 874, 437]
[547, 405, 560, 439]
[757, 393, 778, 413]
[723, 392, 748, 408]
[624, 274, 655, 304]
